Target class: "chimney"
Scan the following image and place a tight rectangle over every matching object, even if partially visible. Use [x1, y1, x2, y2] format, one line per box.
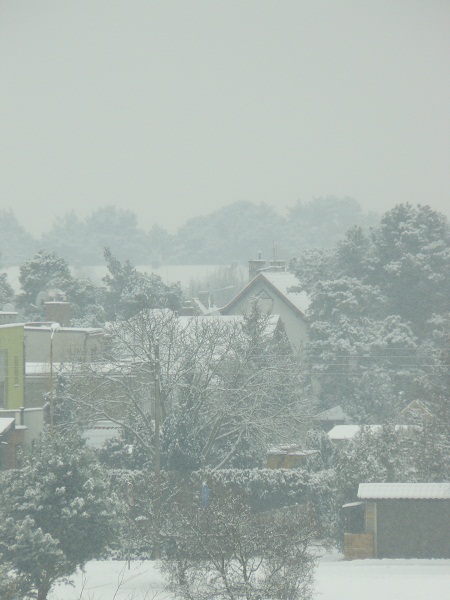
[44, 302, 71, 327]
[248, 251, 266, 281]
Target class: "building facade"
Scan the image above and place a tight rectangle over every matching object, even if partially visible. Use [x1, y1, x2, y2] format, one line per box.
[0, 324, 25, 410]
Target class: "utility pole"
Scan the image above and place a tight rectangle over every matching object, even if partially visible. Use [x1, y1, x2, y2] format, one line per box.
[49, 322, 60, 436]
[153, 338, 162, 559]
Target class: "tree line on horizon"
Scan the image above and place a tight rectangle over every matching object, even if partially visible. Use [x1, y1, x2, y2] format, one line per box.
[0, 197, 378, 267]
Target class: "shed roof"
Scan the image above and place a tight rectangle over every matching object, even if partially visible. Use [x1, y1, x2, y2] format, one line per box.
[358, 482, 450, 500]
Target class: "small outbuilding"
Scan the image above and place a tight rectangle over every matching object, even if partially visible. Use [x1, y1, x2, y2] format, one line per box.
[344, 482, 450, 559]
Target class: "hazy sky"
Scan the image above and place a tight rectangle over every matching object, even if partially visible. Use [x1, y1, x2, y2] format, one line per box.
[1, 1, 449, 235]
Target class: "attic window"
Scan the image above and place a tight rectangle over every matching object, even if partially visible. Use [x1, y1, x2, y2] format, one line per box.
[256, 290, 272, 300]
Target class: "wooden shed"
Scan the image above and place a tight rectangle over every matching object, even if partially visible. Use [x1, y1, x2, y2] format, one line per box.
[344, 482, 450, 559]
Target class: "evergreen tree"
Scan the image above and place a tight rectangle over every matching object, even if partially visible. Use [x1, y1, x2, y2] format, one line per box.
[370, 204, 450, 337]
[0, 209, 37, 267]
[292, 204, 450, 421]
[103, 248, 182, 320]
[0, 433, 118, 600]
[0, 266, 14, 308]
[17, 249, 102, 323]
[18, 249, 73, 311]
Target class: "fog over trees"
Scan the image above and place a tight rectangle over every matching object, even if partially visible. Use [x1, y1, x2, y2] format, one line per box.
[0, 198, 378, 267]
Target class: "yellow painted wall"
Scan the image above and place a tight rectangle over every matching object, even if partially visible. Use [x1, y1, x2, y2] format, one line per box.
[266, 453, 307, 469]
[0, 325, 25, 410]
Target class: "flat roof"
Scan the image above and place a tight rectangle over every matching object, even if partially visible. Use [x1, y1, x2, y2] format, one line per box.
[358, 483, 450, 500]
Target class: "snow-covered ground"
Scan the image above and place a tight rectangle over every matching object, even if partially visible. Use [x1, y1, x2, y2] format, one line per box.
[50, 553, 450, 600]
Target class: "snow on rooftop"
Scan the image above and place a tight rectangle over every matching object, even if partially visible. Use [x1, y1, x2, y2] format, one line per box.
[0, 322, 24, 330]
[26, 362, 63, 375]
[0, 417, 15, 434]
[83, 421, 121, 449]
[327, 424, 411, 441]
[261, 271, 310, 314]
[328, 425, 367, 440]
[358, 482, 450, 500]
[24, 324, 104, 334]
[314, 405, 351, 422]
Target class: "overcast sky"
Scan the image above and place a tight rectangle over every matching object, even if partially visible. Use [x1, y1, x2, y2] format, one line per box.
[1, 1, 449, 235]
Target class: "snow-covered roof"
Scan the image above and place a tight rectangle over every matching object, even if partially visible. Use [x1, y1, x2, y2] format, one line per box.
[0, 418, 15, 435]
[313, 405, 351, 422]
[26, 362, 64, 375]
[83, 421, 120, 449]
[399, 399, 433, 417]
[260, 271, 310, 314]
[327, 424, 410, 441]
[267, 446, 317, 457]
[328, 425, 367, 440]
[358, 483, 450, 500]
[0, 322, 24, 330]
[220, 270, 310, 316]
[24, 324, 104, 334]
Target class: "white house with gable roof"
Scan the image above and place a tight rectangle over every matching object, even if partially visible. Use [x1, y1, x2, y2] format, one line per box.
[220, 266, 309, 353]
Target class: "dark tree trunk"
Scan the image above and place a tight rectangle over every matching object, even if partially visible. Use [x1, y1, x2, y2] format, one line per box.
[37, 581, 51, 600]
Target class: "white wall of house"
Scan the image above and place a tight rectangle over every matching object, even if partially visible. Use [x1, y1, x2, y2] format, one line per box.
[24, 326, 104, 363]
[223, 280, 308, 353]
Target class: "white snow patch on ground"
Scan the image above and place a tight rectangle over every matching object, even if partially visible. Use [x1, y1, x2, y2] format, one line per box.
[50, 553, 450, 600]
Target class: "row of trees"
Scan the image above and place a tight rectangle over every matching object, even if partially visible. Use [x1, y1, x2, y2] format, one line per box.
[0, 197, 377, 267]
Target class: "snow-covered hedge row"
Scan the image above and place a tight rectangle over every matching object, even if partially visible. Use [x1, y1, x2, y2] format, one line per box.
[109, 466, 337, 558]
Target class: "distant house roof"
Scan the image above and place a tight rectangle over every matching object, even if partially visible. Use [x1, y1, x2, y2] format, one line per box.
[83, 420, 120, 449]
[358, 483, 450, 500]
[399, 399, 433, 418]
[260, 272, 310, 313]
[220, 271, 309, 316]
[328, 424, 366, 440]
[327, 424, 409, 441]
[313, 405, 351, 422]
[24, 324, 104, 335]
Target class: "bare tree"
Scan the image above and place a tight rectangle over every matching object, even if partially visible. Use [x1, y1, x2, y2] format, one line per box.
[161, 484, 317, 600]
[69, 306, 311, 470]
